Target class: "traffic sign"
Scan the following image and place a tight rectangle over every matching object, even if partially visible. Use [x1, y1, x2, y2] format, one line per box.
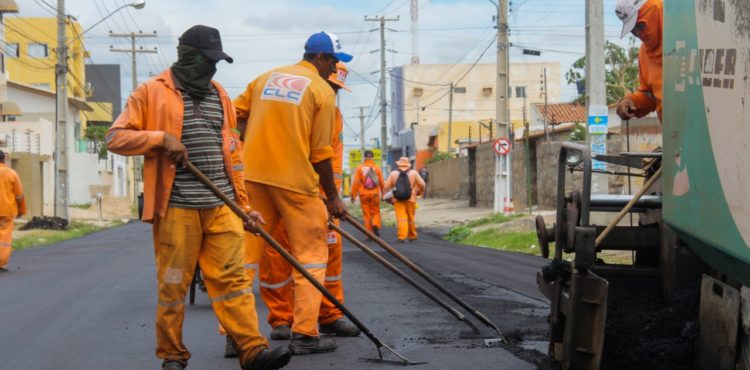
[493, 138, 511, 156]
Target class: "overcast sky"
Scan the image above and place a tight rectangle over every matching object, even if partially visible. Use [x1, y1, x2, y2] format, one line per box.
[11, 0, 631, 153]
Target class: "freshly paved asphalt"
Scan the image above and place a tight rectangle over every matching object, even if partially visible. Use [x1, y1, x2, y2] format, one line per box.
[0, 221, 549, 370]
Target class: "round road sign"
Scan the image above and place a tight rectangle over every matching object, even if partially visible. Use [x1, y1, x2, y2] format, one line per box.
[493, 138, 511, 156]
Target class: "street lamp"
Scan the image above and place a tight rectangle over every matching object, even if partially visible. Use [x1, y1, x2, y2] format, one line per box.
[67, 0, 146, 45]
[53, 0, 145, 219]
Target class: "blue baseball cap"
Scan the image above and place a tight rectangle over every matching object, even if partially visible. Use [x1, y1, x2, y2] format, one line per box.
[304, 31, 353, 63]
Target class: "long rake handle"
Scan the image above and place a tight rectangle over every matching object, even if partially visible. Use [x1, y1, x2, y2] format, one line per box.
[344, 214, 505, 339]
[184, 162, 385, 348]
[330, 222, 480, 334]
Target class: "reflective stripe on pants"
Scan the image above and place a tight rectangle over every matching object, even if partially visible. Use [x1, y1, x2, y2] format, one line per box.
[0, 216, 13, 268]
[153, 206, 267, 365]
[245, 181, 329, 337]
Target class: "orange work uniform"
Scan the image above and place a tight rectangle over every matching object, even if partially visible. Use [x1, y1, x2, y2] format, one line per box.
[384, 167, 426, 241]
[625, 0, 663, 122]
[235, 60, 335, 337]
[350, 159, 384, 232]
[0, 163, 26, 269]
[260, 106, 346, 328]
[107, 69, 268, 366]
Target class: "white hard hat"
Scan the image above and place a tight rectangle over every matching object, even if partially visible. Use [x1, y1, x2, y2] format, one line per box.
[615, 0, 647, 38]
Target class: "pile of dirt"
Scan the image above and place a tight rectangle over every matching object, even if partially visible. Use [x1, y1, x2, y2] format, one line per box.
[602, 282, 700, 370]
[19, 216, 69, 231]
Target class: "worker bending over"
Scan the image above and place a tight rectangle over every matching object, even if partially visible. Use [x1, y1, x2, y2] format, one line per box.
[384, 157, 425, 242]
[350, 150, 385, 236]
[615, 0, 663, 122]
[107, 25, 289, 370]
[234, 31, 351, 355]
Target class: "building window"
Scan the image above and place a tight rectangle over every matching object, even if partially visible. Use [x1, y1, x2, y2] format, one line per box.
[413, 87, 423, 97]
[28, 43, 49, 58]
[515, 86, 527, 98]
[482, 87, 493, 96]
[5, 42, 19, 58]
[453, 86, 466, 94]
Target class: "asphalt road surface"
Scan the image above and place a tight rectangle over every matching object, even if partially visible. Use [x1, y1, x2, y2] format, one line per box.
[0, 221, 551, 370]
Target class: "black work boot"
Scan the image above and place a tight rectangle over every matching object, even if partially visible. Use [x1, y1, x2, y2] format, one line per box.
[270, 325, 292, 340]
[162, 360, 186, 369]
[242, 346, 292, 370]
[288, 333, 337, 355]
[372, 226, 380, 238]
[224, 336, 239, 358]
[319, 319, 361, 337]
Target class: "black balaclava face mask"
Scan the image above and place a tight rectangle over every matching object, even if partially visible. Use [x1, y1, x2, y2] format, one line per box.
[170, 45, 217, 99]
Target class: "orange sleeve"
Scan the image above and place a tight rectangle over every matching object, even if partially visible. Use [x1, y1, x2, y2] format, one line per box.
[377, 167, 385, 193]
[224, 96, 251, 211]
[234, 80, 254, 124]
[106, 84, 165, 157]
[350, 166, 361, 199]
[383, 171, 397, 194]
[412, 170, 426, 196]
[309, 92, 335, 164]
[625, 52, 658, 118]
[13, 172, 26, 216]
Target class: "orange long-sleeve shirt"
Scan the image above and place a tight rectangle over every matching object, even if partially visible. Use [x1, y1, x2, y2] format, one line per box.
[332, 107, 344, 192]
[625, 0, 663, 122]
[0, 163, 26, 218]
[106, 69, 251, 222]
[235, 61, 336, 197]
[350, 159, 384, 200]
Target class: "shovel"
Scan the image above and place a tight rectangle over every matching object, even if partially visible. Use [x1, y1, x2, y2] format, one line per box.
[185, 162, 425, 366]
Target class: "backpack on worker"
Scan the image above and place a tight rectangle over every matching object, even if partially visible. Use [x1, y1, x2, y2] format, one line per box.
[363, 167, 379, 190]
[392, 170, 412, 201]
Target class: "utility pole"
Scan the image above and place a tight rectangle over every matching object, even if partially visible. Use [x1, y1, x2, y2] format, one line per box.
[523, 94, 532, 215]
[542, 67, 549, 141]
[447, 81, 454, 154]
[355, 106, 368, 154]
[54, 0, 70, 218]
[365, 15, 399, 175]
[585, 0, 607, 194]
[110, 31, 157, 207]
[492, 0, 511, 214]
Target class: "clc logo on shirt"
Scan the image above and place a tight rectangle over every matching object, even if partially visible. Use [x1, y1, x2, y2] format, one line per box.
[261, 72, 311, 105]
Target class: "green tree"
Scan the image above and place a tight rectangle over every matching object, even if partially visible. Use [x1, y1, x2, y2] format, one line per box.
[85, 124, 109, 159]
[566, 40, 640, 105]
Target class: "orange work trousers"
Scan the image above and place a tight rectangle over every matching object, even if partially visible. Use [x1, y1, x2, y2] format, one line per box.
[359, 191, 382, 232]
[153, 206, 267, 365]
[0, 216, 13, 268]
[394, 200, 417, 241]
[260, 219, 344, 327]
[245, 181, 329, 337]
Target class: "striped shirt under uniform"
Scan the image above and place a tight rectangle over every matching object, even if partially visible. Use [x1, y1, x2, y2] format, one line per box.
[169, 87, 235, 208]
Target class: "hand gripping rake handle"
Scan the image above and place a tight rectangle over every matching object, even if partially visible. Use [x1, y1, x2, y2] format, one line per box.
[185, 162, 421, 365]
[344, 214, 506, 342]
[330, 222, 480, 334]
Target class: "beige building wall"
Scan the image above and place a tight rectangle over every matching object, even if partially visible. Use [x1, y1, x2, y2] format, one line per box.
[397, 62, 560, 133]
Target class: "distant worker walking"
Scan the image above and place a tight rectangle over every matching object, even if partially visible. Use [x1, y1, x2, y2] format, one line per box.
[350, 150, 385, 236]
[0, 150, 26, 272]
[615, 0, 663, 122]
[258, 62, 360, 345]
[384, 157, 425, 242]
[107, 25, 289, 370]
[418, 167, 429, 199]
[234, 31, 352, 355]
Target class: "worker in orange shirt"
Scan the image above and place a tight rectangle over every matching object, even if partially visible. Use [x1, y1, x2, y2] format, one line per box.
[615, 0, 663, 122]
[107, 26, 290, 370]
[384, 157, 425, 242]
[350, 150, 384, 236]
[0, 150, 26, 272]
[234, 32, 351, 355]
[256, 62, 360, 347]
